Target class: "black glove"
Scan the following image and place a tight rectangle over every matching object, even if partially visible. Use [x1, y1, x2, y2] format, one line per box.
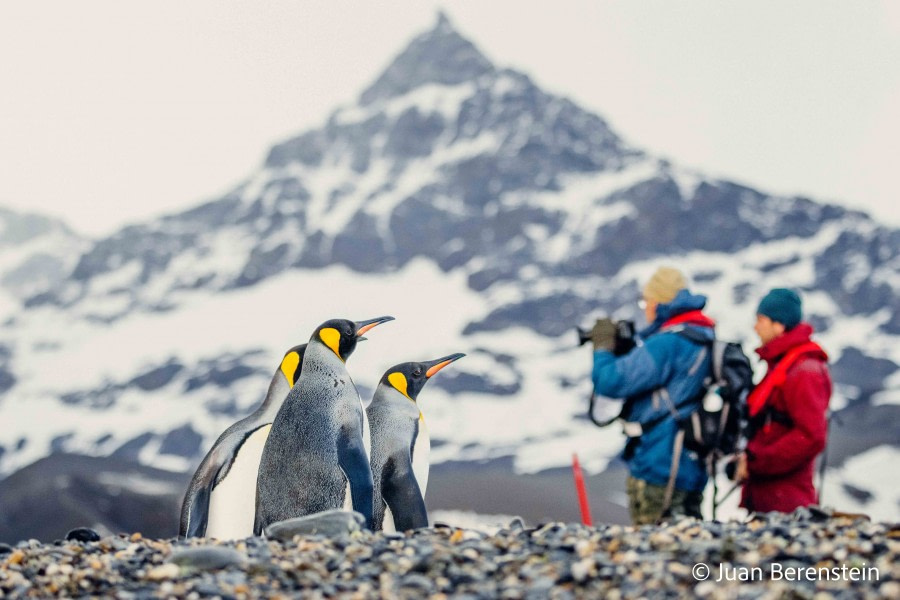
[591, 318, 617, 351]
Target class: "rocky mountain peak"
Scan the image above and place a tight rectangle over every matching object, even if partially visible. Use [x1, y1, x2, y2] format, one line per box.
[358, 12, 495, 106]
[0, 207, 77, 247]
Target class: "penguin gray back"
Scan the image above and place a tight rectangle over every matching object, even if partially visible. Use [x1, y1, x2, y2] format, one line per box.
[367, 382, 421, 530]
[367, 353, 464, 531]
[254, 316, 394, 533]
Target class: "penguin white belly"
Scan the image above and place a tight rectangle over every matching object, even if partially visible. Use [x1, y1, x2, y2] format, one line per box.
[412, 415, 431, 495]
[206, 425, 271, 540]
[383, 506, 397, 533]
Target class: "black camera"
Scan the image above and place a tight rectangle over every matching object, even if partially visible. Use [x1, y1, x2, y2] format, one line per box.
[576, 320, 637, 356]
[576, 326, 592, 347]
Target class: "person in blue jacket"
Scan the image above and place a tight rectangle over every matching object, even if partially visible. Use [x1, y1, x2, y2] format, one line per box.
[591, 266, 714, 524]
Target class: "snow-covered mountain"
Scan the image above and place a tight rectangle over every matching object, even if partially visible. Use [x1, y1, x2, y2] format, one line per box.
[0, 208, 86, 318]
[0, 208, 86, 404]
[1, 14, 897, 536]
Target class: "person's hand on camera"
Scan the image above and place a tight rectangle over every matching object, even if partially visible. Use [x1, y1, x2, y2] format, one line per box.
[591, 318, 617, 351]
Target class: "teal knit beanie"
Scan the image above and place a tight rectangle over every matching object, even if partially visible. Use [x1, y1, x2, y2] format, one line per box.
[757, 288, 802, 330]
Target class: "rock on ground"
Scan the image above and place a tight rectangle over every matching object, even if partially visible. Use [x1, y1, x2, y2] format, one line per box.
[0, 509, 896, 599]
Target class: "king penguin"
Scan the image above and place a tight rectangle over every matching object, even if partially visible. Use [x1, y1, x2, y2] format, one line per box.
[179, 344, 307, 539]
[367, 353, 465, 531]
[254, 316, 394, 533]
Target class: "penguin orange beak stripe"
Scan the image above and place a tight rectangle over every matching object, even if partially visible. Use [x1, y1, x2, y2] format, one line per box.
[354, 316, 395, 337]
[425, 353, 466, 378]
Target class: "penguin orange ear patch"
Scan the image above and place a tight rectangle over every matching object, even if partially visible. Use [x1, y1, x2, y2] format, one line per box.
[280, 351, 300, 386]
[320, 328, 343, 361]
[388, 372, 412, 400]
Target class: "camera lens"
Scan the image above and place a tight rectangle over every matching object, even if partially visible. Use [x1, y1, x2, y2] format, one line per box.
[576, 327, 591, 346]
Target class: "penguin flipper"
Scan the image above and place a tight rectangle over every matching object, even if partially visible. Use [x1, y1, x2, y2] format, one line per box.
[383, 458, 428, 531]
[182, 485, 211, 539]
[337, 427, 375, 529]
[179, 444, 229, 539]
[252, 498, 264, 537]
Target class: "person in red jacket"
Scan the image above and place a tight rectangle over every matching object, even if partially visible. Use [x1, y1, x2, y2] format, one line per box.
[735, 288, 832, 513]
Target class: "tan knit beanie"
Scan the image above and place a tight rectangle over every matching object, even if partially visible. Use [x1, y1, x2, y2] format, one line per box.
[643, 267, 687, 304]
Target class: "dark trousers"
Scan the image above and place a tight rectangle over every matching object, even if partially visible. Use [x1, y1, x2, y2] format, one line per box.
[626, 476, 703, 525]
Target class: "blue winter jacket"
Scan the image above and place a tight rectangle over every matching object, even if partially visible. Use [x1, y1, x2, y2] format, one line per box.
[592, 289, 713, 492]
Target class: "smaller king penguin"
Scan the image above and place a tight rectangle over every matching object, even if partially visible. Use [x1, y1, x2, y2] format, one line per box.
[255, 316, 394, 534]
[367, 353, 465, 531]
[180, 344, 306, 539]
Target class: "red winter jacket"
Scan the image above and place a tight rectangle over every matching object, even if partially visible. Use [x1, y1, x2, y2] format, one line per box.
[740, 323, 832, 513]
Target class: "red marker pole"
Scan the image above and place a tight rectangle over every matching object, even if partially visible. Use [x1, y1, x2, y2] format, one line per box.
[572, 453, 593, 526]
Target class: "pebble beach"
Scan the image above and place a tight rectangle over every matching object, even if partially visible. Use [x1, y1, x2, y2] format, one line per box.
[1, 508, 896, 599]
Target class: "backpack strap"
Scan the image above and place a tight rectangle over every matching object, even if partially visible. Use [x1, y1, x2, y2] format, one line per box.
[768, 407, 794, 427]
[747, 341, 825, 418]
[661, 325, 716, 385]
[747, 403, 795, 438]
[615, 326, 712, 437]
[663, 324, 711, 345]
[660, 428, 685, 520]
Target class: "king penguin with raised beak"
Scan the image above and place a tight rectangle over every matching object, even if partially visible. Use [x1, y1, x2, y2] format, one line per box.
[254, 316, 394, 533]
[367, 353, 465, 531]
[180, 343, 307, 539]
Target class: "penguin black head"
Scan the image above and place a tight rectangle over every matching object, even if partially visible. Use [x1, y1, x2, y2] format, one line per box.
[312, 316, 395, 362]
[381, 353, 466, 401]
[279, 343, 307, 386]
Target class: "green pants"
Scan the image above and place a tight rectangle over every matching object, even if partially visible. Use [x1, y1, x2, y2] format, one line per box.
[626, 476, 703, 525]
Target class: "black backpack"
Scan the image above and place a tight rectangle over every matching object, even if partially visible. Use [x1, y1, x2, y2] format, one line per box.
[676, 330, 756, 518]
[673, 328, 755, 458]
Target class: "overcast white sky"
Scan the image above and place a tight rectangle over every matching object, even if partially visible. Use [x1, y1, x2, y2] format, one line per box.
[1, 1, 898, 236]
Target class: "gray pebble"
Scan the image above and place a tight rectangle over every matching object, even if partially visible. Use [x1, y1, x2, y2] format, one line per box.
[192, 580, 223, 596]
[168, 546, 245, 571]
[401, 573, 434, 592]
[264, 509, 365, 540]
